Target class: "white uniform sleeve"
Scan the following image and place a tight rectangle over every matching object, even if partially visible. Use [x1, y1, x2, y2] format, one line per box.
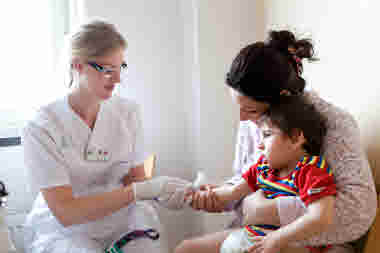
[226, 121, 259, 185]
[131, 103, 145, 167]
[23, 123, 71, 191]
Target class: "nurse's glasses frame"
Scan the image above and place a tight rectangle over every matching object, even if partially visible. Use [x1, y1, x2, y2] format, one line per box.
[87, 61, 128, 79]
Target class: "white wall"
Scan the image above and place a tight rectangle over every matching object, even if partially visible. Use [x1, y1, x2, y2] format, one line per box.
[264, 0, 380, 189]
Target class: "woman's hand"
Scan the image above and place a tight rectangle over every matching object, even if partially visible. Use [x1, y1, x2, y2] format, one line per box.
[242, 190, 280, 226]
[186, 184, 225, 212]
[246, 232, 284, 253]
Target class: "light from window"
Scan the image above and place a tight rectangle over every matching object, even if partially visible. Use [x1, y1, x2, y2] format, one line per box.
[0, 1, 71, 138]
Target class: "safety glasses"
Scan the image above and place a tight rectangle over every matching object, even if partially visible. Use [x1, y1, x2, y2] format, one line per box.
[87, 61, 128, 79]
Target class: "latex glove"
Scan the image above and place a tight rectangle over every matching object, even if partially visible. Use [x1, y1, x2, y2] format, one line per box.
[184, 170, 207, 206]
[157, 181, 193, 210]
[133, 176, 191, 202]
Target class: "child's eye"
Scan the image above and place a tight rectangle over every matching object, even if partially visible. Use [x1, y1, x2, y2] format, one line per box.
[262, 131, 272, 138]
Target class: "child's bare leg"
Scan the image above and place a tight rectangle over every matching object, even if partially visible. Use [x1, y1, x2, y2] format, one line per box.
[175, 229, 233, 253]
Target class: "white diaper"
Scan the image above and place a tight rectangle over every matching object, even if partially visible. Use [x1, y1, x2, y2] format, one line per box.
[220, 229, 252, 253]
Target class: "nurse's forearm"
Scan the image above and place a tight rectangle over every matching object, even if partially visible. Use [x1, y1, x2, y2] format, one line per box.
[44, 185, 135, 227]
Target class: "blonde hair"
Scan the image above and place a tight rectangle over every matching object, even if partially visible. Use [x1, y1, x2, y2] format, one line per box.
[64, 18, 127, 87]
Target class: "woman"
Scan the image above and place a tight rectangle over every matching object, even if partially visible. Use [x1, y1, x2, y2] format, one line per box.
[23, 19, 191, 253]
[177, 30, 377, 253]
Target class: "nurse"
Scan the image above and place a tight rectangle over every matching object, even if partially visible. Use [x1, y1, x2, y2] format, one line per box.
[23, 19, 190, 253]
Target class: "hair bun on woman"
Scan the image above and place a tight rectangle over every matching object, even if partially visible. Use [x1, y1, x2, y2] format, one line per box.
[267, 30, 317, 61]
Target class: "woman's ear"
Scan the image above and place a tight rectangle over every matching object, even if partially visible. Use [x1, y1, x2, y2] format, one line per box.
[71, 59, 83, 73]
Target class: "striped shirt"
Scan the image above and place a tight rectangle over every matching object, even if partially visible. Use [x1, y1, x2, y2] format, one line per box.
[243, 155, 336, 206]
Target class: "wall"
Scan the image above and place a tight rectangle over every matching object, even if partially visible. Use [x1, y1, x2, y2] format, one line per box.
[264, 0, 380, 189]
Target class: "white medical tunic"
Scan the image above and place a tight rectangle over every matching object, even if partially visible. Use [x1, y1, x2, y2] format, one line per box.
[23, 95, 164, 252]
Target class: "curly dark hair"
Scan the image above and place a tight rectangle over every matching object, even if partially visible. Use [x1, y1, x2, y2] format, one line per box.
[226, 30, 318, 105]
[265, 95, 327, 155]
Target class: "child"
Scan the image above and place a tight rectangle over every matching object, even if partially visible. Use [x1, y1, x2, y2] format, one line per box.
[214, 95, 336, 253]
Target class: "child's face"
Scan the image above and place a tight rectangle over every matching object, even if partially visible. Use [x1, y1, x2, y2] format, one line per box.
[260, 121, 300, 170]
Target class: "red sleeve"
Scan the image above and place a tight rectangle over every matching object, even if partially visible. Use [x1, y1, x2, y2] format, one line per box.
[242, 155, 265, 192]
[295, 164, 337, 206]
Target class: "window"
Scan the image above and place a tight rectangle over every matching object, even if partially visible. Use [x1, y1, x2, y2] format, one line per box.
[0, 1, 83, 146]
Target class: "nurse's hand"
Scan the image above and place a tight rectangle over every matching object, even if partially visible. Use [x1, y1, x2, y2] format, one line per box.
[133, 176, 191, 201]
[158, 182, 193, 210]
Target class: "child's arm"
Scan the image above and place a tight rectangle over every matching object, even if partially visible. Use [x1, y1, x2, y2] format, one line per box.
[247, 195, 335, 253]
[212, 178, 253, 206]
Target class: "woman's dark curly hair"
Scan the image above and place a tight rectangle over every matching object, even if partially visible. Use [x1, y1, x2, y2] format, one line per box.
[226, 30, 318, 105]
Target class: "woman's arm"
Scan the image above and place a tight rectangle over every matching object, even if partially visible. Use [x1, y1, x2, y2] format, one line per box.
[42, 184, 135, 227]
[43, 174, 192, 226]
[247, 196, 335, 253]
[272, 196, 335, 246]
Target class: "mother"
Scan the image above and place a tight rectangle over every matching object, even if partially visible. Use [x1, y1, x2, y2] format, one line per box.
[176, 30, 377, 253]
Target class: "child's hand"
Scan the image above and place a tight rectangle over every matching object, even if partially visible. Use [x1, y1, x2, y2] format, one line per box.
[245, 232, 283, 253]
[185, 185, 225, 212]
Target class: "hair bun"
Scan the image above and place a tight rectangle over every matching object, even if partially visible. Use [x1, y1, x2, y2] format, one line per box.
[267, 30, 297, 54]
[267, 30, 316, 61]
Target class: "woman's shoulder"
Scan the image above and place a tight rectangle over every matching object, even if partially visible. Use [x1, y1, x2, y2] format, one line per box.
[25, 98, 67, 130]
[304, 90, 358, 131]
[23, 98, 67, 143]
